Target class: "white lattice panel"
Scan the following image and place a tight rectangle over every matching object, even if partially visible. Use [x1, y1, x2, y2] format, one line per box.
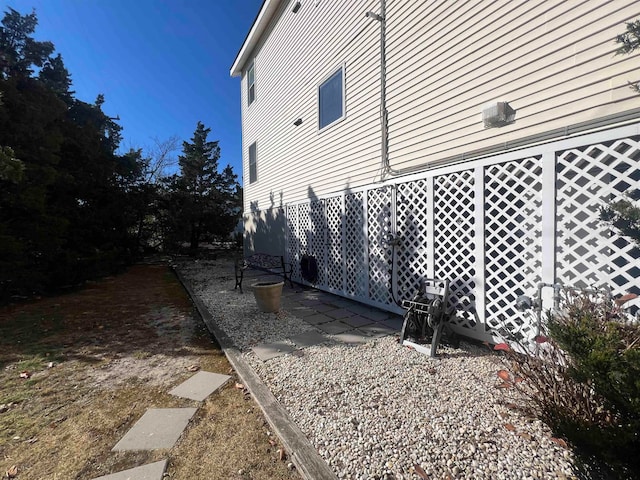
[280, 126, 640, 347]
[485, 157, 542, 341]
[556, 137, 640, 300]
[308, 200, 326, 286]
[367, 187, 393, 305]
[345, 192, 366, 297]
[433, 170, 477, 330]
[298, 202, 310, 274]
[285, 204, 300, 282]
[326, 196, 343, 291]
[396, 180, 430, 302]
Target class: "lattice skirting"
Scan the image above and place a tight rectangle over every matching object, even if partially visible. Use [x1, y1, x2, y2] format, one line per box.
[283, 125, 640, 345]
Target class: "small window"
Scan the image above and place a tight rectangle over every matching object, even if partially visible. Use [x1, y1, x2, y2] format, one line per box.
[248, 142, 257, 183]
[318, 66, 344, 130]
[247, 62, 255, 105]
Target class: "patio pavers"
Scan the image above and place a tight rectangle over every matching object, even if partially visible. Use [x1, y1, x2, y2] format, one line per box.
[315, 320, 353, 335]
[299, 298, 324, 306]
[332, 330, 370, 344]
[379, 316, 404, 331]
[289, 330, 331, 348]
[303, 313, 334, 325]
[345, 304, 377, 316]
[325, 298, 358, 309]
[286, 306, 317, 317]
[252, 341, 296, 361]
[112, 408, 197, 451]
[311, 303, 338, 313]
[325, 308, 355, 320]
[342, 315, 375, 328]
[169, 371, 231, 401]
[90, 460, 168, 480]
[356, 309, 391, 322]
[358, 323, 396, 338]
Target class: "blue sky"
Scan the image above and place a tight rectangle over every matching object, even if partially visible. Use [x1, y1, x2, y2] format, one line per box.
[2, 0, 264, 183]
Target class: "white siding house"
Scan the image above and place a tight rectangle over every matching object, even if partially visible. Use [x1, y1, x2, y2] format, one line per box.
[231, 0, 640, 344]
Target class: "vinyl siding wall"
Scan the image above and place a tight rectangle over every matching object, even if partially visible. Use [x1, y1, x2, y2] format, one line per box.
[385, 0, 640, 169]
[241, 0, 382, 215]
[240, 0, 640, 214]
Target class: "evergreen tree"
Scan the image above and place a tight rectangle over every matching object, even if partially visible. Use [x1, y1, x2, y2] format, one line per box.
[39, 53, 73, 103]
[164, 122, 240, 253]
[616, 20, 640, 93]
[0, 7, 53, 79]
[0, 7, 145, 300]
[601, 20, 640, 243]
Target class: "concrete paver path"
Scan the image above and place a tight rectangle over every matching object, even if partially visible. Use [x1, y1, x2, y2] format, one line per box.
[169, 371, 231, 401]
[90, 459, 168, 480]
[112, 408, 197, 451]
[252, 341, 295, 361]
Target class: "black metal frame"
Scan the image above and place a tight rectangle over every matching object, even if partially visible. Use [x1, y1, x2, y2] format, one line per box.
[399, 278, 451, 357]
[234, 254, 294, 293]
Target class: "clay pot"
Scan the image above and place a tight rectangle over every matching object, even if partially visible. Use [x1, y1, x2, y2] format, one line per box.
[251, 281, 284, 313]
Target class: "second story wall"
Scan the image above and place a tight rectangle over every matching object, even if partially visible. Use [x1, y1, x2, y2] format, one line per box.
[386, 0, 640, 170]
[240, 0, 383, 212]
[238, 0, 640, 212]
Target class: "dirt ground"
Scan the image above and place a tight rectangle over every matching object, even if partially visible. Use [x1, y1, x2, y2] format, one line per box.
[0, 261, 299, 480]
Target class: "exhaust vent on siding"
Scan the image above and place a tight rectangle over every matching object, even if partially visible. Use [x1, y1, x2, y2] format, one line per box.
[483, 102, 516, 128]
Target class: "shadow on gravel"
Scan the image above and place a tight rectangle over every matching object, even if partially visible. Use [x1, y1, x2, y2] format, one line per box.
[182, 258, 491, 362]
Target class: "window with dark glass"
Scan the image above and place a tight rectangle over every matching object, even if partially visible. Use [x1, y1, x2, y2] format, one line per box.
[318, 66, 344, 130]
[247, 62, 255, 105]
[249, 142, 257, 183]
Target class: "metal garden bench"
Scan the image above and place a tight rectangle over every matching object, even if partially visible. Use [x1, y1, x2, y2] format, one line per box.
[234, 253, 293, 293]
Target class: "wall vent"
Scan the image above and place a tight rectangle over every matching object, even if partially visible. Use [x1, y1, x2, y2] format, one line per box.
[483, 102, 516, 128]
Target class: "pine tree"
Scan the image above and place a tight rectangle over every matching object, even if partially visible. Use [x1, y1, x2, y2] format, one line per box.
[616, 20, 640, 93]
[167, 122, 240, 253]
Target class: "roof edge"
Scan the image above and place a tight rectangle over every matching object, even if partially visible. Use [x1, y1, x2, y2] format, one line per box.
[230, 0, 283, 77]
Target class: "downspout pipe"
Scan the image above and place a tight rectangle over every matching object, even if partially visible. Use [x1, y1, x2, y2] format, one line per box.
[367, 1, 640, 180]
[366, 0, 393, 178]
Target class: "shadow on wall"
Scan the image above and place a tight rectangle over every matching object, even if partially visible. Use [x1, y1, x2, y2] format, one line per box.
[244, 192, 286, 257]
[244, 183, 397, 307]
[293, 183, 395, 305]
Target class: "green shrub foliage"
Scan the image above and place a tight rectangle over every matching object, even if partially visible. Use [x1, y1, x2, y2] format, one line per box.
[547, 291, 640, 476]
[500, 291, 639, 478]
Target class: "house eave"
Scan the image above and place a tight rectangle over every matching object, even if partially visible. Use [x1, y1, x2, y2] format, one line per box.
[230, 0, 283, 78]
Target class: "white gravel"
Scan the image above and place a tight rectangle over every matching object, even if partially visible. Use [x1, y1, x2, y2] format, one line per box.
[176, 257, 577, 480]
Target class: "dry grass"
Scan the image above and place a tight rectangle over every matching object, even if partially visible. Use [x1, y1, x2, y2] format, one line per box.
[0, 263, 298, 480]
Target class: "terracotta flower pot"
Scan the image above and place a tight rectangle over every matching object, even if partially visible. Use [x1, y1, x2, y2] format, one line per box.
[251, 281, 284, 313]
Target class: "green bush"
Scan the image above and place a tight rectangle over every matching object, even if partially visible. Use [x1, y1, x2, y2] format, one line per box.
[499, 291, 640, 478]
[547, 291, 640, 476]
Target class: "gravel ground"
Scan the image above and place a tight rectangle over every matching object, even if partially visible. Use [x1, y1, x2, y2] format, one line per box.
[176, 257, 577, 480]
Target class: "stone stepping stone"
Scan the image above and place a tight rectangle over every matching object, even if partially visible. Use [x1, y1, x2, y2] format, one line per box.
[91, 460, 167, 480]
[325, 308, 355, 320]
[379, 316, 404, 331]
[358, 323, 396, 337]
[358, 309, 391, 321]
[315, 320, 353, 335]
[303, 313, 333, 325]
[252, 341, 295, 361]
[169, 371, 231, 401]
[112, 408, 197, 451]
[342, 315, 375, 328]
[289, 330, 330, 348]
[333, 330, 370, 344]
